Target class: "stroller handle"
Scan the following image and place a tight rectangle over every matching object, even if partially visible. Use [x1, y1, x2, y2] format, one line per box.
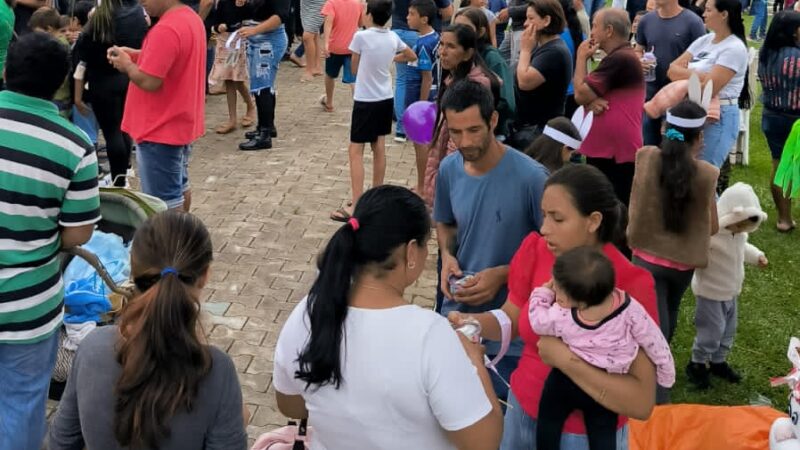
[63, 246, 135, 300]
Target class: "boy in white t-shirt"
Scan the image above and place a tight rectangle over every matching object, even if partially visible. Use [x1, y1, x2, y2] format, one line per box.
[330, 0, 417, 221]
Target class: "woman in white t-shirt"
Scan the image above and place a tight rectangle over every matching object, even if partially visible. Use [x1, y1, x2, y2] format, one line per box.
[272, 185, 503, 450]
[667, 0, 751, 174]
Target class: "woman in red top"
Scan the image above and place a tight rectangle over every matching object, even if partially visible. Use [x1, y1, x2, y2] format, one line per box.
[450, 164, 660, 449]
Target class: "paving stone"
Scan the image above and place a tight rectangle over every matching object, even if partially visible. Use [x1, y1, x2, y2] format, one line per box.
[140, 61, 440, 426]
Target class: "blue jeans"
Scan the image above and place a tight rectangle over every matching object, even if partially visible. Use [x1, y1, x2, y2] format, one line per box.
[750, 0, 767, 37]
[586, 0, 606, 19]
[700, 104, 740, 168]
[393, 29, 419, 137]
[136, 142, 191, 209]
[0, 331, 60, 450]
[642, 113, 663, 146]
[500, 390, 630, 450]
[72, 104, 98, 145]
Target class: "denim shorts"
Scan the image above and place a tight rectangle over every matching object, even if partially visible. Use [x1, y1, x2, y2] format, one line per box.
[500, 390, 630, 450]
[247, 26, 288, 93]
[700, 104, 739, 168]
[762, 108, 800, 160]
[136, 142, 191, 209]
[325, 53, 355, 84]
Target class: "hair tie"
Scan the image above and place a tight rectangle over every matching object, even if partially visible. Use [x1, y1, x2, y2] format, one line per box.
[348, 217, 360, 232]
[160, 267, 179, 277]
[665, 128, 685, 142]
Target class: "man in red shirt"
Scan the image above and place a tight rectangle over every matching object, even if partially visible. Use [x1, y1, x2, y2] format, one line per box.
[108, 0, 206, 211]
[573, 7, 645, 206]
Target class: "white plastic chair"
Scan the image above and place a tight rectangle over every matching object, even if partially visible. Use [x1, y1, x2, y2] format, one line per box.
[730, 47, 758, 166]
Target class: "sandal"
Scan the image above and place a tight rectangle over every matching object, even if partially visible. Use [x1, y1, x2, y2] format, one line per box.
[289, 53, 306, 68]
[330, 207, 352, 222]
[215, 121, 237, 134]
[319, 95, 334, 113]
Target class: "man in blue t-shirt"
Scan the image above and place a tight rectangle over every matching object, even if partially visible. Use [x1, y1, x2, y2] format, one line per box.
[392, 0, 452, 142]
[434, 80, 548, 402]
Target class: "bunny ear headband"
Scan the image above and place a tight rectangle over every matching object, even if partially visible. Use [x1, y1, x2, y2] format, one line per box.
[666, 73, 713, 129]
[542, 106, 593, 150]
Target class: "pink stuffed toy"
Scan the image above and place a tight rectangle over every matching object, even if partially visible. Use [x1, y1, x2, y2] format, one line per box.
[251, 420, 312, 450]
[644, 79, 721, 121]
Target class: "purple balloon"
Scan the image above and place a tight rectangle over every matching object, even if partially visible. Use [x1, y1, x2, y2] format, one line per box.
[402, 101, 437, 145]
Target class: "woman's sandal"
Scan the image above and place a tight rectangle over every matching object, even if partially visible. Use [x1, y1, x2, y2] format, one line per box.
[215, 121, 237, 134]
[289, 53, 306, 68]
[330, 207, 352, 222]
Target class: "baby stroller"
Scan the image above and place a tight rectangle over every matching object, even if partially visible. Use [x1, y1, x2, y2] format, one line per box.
[49, 186, 167, 401]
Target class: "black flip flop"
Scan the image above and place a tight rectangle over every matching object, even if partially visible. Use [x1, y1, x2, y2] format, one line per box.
[330, 207, 351, 223]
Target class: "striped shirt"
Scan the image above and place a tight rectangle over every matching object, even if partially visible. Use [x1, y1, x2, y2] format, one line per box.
[0, 90, 100, 344]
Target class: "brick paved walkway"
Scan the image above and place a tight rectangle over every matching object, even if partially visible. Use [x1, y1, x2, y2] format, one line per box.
[192, 61, 439, 442]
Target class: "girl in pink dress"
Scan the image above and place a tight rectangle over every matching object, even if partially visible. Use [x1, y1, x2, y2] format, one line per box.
[529, 246, 675, 450]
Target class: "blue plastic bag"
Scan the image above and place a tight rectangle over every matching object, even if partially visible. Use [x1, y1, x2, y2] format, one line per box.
[63, 231, 130, 323]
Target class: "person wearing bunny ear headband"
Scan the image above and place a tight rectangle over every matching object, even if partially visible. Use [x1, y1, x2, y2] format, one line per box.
[524, 107, 592, 173]
[573, 8, 644, 206]
[667, 0, 752, 185]
[627, 97, 720, 403]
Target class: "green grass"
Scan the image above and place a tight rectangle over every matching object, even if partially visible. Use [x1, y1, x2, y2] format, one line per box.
[669, 16, 798, 409]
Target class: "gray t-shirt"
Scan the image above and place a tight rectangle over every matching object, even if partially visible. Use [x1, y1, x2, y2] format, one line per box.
[636, 8, 706, 97]
[48, 326, 247, 450]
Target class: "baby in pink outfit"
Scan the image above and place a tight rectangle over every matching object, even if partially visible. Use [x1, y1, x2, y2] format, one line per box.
[529, 246, 675, 449]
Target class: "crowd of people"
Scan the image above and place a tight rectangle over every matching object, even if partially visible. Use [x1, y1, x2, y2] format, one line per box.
[0, 0, 798, 446]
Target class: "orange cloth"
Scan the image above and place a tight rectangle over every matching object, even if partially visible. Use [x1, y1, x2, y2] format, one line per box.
[629, 404, 785, 450]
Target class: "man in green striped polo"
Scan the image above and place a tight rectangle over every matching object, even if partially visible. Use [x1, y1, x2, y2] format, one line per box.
[0, 32, 100, 450]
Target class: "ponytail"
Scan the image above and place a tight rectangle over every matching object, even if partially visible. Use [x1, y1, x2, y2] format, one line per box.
[658, 101, 706, 234]
[114, 211, 213, 448]
[295, 226, 356, 389]
[295, 186, 430, 390]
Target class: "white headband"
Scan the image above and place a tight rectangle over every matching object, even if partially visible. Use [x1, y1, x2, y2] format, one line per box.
[543, 126, 582, 149]
[666, 112, 706, 129]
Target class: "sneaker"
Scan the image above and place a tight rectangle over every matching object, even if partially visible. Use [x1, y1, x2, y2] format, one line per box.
[710, 362, 742, 383]
[393, 134, 407, 143]
[685, 362, 711, 389]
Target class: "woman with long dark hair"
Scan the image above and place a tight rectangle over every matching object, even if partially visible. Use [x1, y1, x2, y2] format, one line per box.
[628, 100, 719, 353]
[667, 0, 751, 176]
[273, 185, 503, 450]
[759, 10, 800, 232]
[448, 164, 660, 449]
[512, 0, 573, 149]
[48, 211, 248, 449]
[74, 0, 147, 186]
[453, 7, 516, 138]
[421, 23, 502, 207]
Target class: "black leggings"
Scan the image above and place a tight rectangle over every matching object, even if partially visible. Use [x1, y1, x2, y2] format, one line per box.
[537, 368, 618, 450]
[255, 89, 276, 132]
[90, 83, 133, 186]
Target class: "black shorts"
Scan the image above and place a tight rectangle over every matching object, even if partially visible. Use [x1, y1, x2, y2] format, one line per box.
[350, 98, 394, 144]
